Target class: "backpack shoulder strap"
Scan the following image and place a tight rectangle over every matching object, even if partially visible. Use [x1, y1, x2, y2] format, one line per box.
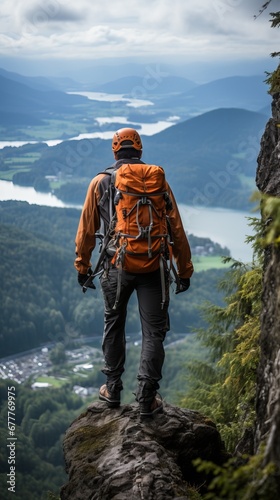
[97, 163, 118, 225]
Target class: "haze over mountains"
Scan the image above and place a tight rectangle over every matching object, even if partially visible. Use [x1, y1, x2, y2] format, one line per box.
[91, 74, 270, 113]
[0, 70, 88, 126]
[0, 67, 270, 124]
[0, 65, 270, 210]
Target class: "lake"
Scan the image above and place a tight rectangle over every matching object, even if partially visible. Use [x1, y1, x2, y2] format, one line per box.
[0, 118, 177, 150]
[0, 91, 179, 150]
[0, 180, 255, 262]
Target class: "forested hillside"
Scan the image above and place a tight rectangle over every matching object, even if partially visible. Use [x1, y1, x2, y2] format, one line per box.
[0, 380, 85, 500]
[0, 200, 228, 358]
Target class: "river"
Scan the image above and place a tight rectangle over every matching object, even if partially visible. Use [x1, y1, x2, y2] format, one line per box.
[0, 89, 255, 262]
[0, 180, 255, 262]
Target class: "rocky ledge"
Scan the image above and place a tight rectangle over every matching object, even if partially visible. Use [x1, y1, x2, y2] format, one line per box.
[60, 401, 229, 500]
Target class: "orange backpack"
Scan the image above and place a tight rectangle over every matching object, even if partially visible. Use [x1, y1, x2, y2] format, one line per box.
[111, 163, 173, 274]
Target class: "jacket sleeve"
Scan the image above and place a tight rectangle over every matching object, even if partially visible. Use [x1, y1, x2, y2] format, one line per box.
[74, 175, 103, 274]
[167, 186, 194, 279]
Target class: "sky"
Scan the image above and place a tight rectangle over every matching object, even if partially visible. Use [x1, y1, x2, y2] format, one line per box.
[0, 0, 278, 79]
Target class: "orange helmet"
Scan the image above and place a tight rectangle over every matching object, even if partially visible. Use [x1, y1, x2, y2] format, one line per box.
[112, 128, 142, 152]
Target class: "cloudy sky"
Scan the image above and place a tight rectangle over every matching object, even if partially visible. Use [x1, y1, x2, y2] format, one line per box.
[1, 0, 276, 64]
[0, 0, 279, 59]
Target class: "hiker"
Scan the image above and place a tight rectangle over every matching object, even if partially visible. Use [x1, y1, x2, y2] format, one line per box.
[74, 127, 193, 418]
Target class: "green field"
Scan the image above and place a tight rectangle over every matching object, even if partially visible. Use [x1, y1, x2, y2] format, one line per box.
[34, 376, 68, 388]
[18, 117, 91, 141]
[0, 152, 41, 180]
[192, 255, 231, 271]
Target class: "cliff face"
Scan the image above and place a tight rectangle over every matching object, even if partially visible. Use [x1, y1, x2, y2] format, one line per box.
[255, 92, 280, 475]
[60, 402, 229, 500]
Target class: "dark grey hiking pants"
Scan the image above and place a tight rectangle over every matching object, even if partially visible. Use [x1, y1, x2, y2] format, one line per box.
[100, 267, 170, 397]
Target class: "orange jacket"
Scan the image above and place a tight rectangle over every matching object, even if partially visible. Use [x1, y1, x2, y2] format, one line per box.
[74, 172, 194, 279]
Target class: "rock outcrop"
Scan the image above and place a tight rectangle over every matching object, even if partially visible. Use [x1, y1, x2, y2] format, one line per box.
[255, 90, 280, 489]
[60, 401, 229, 500]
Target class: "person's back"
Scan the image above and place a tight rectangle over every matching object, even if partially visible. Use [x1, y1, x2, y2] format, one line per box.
[74, 127, 194, 418]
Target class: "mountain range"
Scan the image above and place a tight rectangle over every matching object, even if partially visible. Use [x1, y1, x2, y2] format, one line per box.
[0, 67, 271, 210]
[91, 74, 271, 114]
[0, 68, 271, 128]
[91, 75, 197, 95]
[0, 73, 89, 126]
[157, 75, 270, 111]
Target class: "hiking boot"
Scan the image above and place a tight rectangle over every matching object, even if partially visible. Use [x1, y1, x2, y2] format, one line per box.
[139, 394, 163, 419]
[99, 384, 121, 408]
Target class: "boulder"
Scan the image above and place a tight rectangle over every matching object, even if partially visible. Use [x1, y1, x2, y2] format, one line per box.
[60, 401, 229, 500]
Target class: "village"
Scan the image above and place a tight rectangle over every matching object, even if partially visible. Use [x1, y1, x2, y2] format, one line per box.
[0, 344, 103, 397]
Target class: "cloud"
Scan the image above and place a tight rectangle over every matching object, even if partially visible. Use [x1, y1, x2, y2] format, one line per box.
[0, 0, 276, 62]
[22, 1, 84, 24]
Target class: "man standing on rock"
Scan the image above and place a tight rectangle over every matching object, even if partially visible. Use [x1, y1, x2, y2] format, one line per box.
[74, 128, 193, 418]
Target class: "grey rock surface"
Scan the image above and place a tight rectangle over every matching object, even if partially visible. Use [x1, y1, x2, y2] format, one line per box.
[255, 91, 280, 495]
[61, 401, 228, 500]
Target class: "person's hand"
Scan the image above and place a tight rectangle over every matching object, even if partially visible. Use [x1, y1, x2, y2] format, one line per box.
[175, 278, 190, 294]
[77, 268, 96, 290]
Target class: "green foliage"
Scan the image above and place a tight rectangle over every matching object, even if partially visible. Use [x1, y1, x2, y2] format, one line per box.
[178, 214, 277, 498]
[49, 343, 67, 366]
[0, 200, 227, 357]
[180, 242, 262, 451]
[33, 176, 50, 192]
[194, 452, 276, 500]
[269, 7, 280, 58]
[260, 194, 280, 245]
[250, 192, 280, 247]
[262, 5, 280, 91]
[0, 380, 86, 500]
[55, 180, 89, 203]
[265, 64, 280, 94]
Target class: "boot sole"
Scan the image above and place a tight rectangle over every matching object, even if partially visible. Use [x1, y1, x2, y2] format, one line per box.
[99, 394, 120, 408]
[140, 403, 163, 419]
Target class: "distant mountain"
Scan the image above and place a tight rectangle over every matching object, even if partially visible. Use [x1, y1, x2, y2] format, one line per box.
[0, 66, 91, 92]
[259, 104, 271, 117]
[47, 76, 86, 91]
[0, 67, 58, 91]
[0, 69, 269, 134]
[146, 107, 267, 154]
[0, 74, 89, 124]
[84, 74, 270, 119]
[65, 61, 198, 86]
[157, 75, 270, 113]
[143, 107, 267, 208]
[143, 106, 266, 171]
[5, 107, 267, 210]
[91, 75, 197, 95]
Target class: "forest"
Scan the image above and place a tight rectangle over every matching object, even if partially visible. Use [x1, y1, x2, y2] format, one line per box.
[0, 200, 230, 357]
[0, 198, 235, 498]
